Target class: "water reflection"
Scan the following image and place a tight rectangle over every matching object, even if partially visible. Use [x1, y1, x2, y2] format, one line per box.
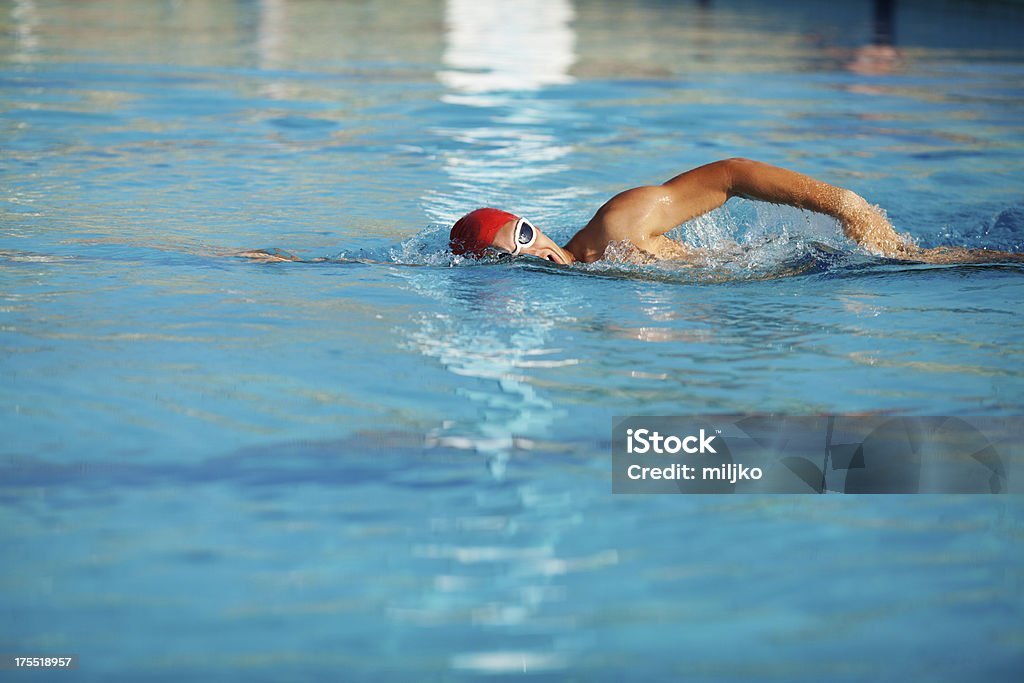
[388, 3, 588, 670]
[10, 0, 40, 64]
[257, 0, 287, 69]
[424, 0, 578, 224]
[401, 269, 582, 468]
[846, 0, 905, 76]
[439, 0, 575, 96]
[414, 0, 583, 466]
[256, 0, 291, 103]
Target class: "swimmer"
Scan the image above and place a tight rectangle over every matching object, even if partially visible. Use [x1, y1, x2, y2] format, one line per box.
[240, 158, 1020, 265]
[448, 158, 1022, 266]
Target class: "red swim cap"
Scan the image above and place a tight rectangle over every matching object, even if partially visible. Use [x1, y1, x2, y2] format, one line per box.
[450, 208, 518, 256]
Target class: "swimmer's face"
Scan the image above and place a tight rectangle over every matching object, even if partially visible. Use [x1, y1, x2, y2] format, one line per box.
[489, 218, 571, 265]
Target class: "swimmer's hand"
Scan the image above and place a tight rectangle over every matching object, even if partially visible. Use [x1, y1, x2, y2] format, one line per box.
[835, 191, 917, 258]
[837, 192, 1024, 264]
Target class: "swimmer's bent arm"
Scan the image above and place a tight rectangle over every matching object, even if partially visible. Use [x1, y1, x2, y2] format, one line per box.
[593, 158, 915, 258]
[708, 158, 911, 254]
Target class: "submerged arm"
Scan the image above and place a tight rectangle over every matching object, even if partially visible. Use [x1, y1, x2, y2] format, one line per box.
[234, 248, 304, 262]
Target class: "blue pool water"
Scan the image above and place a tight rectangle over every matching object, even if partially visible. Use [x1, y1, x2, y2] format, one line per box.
[2, 0, 1023, 680]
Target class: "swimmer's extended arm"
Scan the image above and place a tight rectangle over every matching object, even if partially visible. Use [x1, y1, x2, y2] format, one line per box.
[235, 248, 304, 262]
[588, 158, 913, 257]
[704, 158, 912, 256]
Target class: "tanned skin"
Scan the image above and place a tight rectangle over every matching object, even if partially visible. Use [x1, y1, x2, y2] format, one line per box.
[242, 158, 1022, 265]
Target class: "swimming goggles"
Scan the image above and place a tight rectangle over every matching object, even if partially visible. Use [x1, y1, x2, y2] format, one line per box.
[492, 217, 537, 257]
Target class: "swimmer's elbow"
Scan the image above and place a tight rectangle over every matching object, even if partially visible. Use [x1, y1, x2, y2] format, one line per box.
[722, 156, 755, 169]
[719, 157, 759, 198]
